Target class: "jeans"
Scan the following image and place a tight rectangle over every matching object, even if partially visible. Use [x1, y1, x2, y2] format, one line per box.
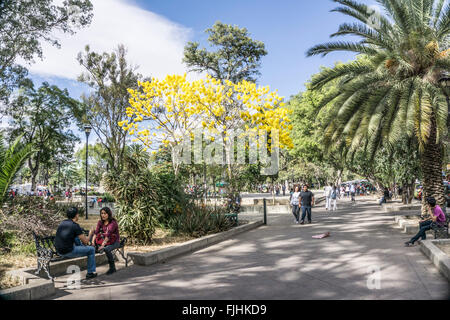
[61, 238, 96, 274]
[332, 199, 337, 210]
[103, 241, 121, 263]
[301, 206, 312, 222]
[379, 196, 386, 205]
[325, 197, 331, 209]
[409, 220, 433, 244]
[291, 205, 300, 222]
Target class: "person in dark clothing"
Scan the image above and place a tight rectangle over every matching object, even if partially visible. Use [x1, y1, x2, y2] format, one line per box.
[89, 207, 120, 275]
[55, 207, 97, 279]
[379, 187, 390, 205]
[299, 185, 315, 224]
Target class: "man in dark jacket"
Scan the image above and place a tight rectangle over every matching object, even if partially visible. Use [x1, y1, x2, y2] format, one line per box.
[55, 207, 97, 279]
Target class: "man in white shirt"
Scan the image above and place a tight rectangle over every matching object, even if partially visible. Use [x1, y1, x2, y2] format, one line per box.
[324, 183, 333, 210]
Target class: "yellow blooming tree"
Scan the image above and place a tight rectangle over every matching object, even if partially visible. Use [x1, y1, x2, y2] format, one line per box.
[120, 74, 293, 183]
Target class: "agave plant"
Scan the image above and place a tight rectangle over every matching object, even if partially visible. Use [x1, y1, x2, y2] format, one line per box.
[0, 134, 34, 204]
[307, 0, 450, 209]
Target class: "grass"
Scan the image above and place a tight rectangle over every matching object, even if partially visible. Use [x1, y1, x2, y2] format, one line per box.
[0, 253, 36, 290]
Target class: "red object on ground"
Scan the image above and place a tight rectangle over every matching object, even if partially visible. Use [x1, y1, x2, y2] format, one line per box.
[312, 232, 330, 239]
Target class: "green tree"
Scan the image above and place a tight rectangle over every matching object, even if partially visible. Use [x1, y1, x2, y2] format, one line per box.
[0, 0, 93, 103]
[73, 44, 144, 172]
[183, 21, 268, 83]
[0, 134, 34, 204]
[7, 82, 80, 191]
[307, 0, 449, 210]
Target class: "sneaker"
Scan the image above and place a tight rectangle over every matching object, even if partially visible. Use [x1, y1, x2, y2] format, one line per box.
[300, 220, 305, 225]
[308, 221, 312, 224]
[86, 272, 97, 279]
[404, 242, 413, 247]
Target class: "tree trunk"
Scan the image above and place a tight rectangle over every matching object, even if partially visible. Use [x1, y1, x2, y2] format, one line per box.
[420, 116, 445, 215]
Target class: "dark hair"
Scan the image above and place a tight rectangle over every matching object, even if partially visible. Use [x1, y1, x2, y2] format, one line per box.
[66, 207, 79, 219]
[99, 207, 115, 223]
[426, 197, 436, 207]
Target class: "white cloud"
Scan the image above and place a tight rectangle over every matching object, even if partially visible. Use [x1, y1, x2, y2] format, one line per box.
[20, 0, 194, 80]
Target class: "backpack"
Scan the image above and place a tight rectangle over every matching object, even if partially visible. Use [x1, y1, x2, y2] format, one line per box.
[331, 190, 337, 200]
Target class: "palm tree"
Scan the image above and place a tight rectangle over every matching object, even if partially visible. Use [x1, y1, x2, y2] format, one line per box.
[307, 0, 449, 210]
[0, 134, 34, 204]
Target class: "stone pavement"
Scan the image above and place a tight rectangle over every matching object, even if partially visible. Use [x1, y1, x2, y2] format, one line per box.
[50, 197, 449, 300]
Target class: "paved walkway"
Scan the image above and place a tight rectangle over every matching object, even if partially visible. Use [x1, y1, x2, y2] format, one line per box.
[50, 198, 449, 300]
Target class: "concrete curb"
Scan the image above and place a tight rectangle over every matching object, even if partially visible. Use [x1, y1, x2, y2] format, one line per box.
[420, 239, 450, 281]
[0, 253, 112, 300]
[0, 279, 55, 300]
[393, 215, 421, 234]
[128, 221, 264, 266]
[384, 204, 421, 212]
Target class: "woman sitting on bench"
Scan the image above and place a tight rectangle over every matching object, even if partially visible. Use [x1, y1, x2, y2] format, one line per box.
[404, 196, 446, 247]
[89, 207, 120, 275]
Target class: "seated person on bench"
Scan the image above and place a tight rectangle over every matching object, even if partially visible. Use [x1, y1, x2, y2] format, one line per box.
[404, 196, 446, 247]
[89, 207, 120, 275]
[55, 207, 97, 279]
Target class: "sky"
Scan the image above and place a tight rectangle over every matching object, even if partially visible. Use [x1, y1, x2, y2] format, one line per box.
[17, 0, 380, 144]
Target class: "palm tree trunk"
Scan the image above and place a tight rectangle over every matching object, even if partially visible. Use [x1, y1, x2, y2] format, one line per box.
[420, 118, 445, 215]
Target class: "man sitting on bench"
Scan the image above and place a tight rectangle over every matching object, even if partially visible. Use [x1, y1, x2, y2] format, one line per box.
[55, 207, 97, 279]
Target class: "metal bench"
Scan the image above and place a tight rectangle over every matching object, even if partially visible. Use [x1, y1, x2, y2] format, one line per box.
[225, 213, 238, 226]
[32, 229, 129, 281]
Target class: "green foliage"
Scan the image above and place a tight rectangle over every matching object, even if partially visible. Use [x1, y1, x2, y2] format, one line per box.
[0, 0, 93, 103]
[0, 196, 68, 251]
[0, 134, 34, 204]
[73, 44, 145, 171]
[7, 81, 80, 190]
[103, 148, 183, 244]
[167, 206, 233, 238]
[306, 0, 449, 207]
[183, 21, 267, 83]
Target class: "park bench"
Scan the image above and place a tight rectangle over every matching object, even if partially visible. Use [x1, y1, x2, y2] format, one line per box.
[225, 213, 238, 226]
[32, 229, 129, 281]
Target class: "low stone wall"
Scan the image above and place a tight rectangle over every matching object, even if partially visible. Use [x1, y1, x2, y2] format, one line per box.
[0, 253, 111, 300]
[420, 239, 450, 281]
[128, 221, 264, 266]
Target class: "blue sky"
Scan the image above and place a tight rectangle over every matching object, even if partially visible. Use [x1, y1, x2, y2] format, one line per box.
[24, 0, 378, 142]
[130, 0, 359, 98]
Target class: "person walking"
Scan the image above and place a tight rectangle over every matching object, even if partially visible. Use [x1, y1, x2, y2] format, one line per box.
[331, 185, 339, 211]
[290, 186, 301, 224]
[324, 183, 333, 211]
[350, 183, 356, 205]
[299, 185, 315, 224]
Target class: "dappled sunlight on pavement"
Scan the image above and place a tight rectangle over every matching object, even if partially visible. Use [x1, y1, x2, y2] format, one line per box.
[50, 197, 449, 300]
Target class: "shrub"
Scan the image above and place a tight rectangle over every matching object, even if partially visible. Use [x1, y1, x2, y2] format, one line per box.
[167, 205, 233, 237]
[0, 196, 68, 252]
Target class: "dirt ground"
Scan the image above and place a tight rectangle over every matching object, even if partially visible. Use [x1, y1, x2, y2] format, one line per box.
[0, 225, 195, 290]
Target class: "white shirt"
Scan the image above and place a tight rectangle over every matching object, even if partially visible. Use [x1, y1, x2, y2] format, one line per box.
[324, 186, 333, 197]
[290, 192, 301, 206]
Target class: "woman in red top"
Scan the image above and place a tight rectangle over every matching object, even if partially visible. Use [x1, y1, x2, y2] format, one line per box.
[89, 207, 120, 275]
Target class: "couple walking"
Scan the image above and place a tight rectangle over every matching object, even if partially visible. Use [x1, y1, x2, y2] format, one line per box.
[324, 183, 340, 211]
[290, 185, 315, 224]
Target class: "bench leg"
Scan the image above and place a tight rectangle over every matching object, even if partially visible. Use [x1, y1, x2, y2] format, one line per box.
[35, 258, 42, 276]
[113, 247, 129, 267]
[36, 257, 53, 281]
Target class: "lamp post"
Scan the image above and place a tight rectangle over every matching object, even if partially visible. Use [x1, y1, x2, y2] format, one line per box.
[84, 125, 92, 220]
